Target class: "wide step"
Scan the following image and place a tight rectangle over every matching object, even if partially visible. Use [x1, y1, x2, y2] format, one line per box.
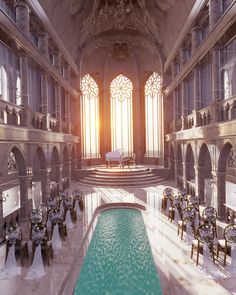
[78, 166, 166, 187]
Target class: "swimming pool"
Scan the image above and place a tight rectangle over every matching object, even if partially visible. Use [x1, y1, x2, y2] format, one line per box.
[74, 208, 162, 295]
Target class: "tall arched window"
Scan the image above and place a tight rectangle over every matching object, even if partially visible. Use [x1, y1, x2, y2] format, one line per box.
[82, 74, 100, 159]
[110, 74, 133, 156]
[223, 70, 230, 99]
[145, 72, 162, 157]
[16, 76, 22, 105]
[0, 66, 9, 101]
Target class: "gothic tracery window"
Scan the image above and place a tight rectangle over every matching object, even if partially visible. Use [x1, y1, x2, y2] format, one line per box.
[0, 66, 9, 101]
[228, 148, 236, 168]
[7, 152, 18, 174]
[110, 74, 133, 156]
[145, 72, 162, 157]
[82, 74, 100, 159]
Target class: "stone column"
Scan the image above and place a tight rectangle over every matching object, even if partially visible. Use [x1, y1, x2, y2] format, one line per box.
[210, 45, 221, 122]
[171, 61, 177, 81]
[38, 32, 49, 60]
[193, 66, 201, 126]
[179, 47, 186, 69]
[212, 171, 226, 219]
[16, 1, 30, 37]
[174, 159, 179, 186]
[181, 81, 188, 129]
[191, 27, 200, 52]
[19, 174, 32, 220]
[209, 0, 223, 31]
[63, 64, 71, 80]
[196, 166, 206, 203]
[55, 84, 62, 132]
[53, 51, 62, 72]
[19, 52, 32, 127]
[0, 193, 4, 242]
[182, 161, 187, 189]
[41, 168, 51, 205]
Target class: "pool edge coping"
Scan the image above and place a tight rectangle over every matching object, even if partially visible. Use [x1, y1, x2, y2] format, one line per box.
[58, 202, 146, 295]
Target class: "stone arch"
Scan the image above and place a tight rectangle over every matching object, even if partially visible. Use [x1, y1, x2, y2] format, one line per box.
[3, 145, 27, 177]
[185, 143, 195, 195]
[71, 145, 77, 180]
[32, 146, 47, 208]
[50, 146, 60, 182]
[176, 144, 183, 187]
[217, 141, 233, 218]
[169, 143, 175, 179]
[198, 143, 213, 204]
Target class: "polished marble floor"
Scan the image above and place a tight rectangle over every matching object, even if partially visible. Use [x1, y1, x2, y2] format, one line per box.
[0, 180, 236, 295]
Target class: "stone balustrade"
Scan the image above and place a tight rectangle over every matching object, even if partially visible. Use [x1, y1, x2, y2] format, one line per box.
[183, 113, 194, 130]
[196, 107, 211, 126]
[0, 98, 23, 126]
[217, 95, 236, 122]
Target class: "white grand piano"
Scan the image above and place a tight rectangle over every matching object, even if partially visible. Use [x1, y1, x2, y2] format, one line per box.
[105, 149, 130, 167]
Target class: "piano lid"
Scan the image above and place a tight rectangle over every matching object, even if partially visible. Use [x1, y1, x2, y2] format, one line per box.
[105, 149, 123, 160]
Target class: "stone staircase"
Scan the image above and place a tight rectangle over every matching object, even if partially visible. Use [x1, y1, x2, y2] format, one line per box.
[78, 166, 166, 187]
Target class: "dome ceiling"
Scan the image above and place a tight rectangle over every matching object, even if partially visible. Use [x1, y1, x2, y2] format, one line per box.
[38, 0, 195, 66]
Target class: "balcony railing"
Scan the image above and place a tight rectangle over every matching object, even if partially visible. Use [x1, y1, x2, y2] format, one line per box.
[0, 99, 23, 126]
[217, 95, 236, 122]
[197, 107, 211, 127]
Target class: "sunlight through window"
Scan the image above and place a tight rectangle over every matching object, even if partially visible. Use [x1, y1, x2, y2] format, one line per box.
[82, 74, 100, 159]
[145, 72, 162, 158]
[110, 74, 133, 156]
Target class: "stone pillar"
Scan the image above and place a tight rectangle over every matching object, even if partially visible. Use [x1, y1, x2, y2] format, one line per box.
[55, 84, 62, 132]
[0, 194, 4, 242]
[210, 45, 221, 122]
[179, 47, 186, 69]
[38, 32, 49, 59]
[174, 159, 179, 186]
[16, 1, 30, 37]
[182, 161, 187, 189]
[63, 64, 71, 80]
[171, 61, 177, 80]
[41, 168, 51, 205]
[196, 166, 205, 203]
[181, 81, 188, 129]
[193, 67, 201, 126]
[19, 174, 32, 220]
[53, 51, 62, 72]
[191, 27, 200, 52]
[209, 0, 223, 31]
[19, 52, 31, 127]
[212, 171, 226, 219]
[66, 159, 72, 186]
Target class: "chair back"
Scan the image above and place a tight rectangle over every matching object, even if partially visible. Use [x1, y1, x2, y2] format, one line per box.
[72, 189, 82, 199]
[63, 196, 74, 210]
[31, 223, 48, 245]
[202, 207, 217, 223]
[29, 209, 44, 224]
[163, 187, 174, 199]
[224, 223, 236, 244]
[50, 208, 64, 224]
[5, 225, 22, 245]
[172, 195, 182, 208]
[188, 195, 200, 210]
[182, 206, 196, 223]
[196, 224, 215, 243]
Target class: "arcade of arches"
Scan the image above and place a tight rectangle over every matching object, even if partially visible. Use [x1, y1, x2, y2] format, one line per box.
[1, 0, 236, 294]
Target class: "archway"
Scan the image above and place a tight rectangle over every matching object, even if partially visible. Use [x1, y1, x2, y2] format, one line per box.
[169, 144, 175, 179]
[176, 144, 183, 187]
[32, 147, 47, 208]
[218, 142, 233, 218]
[185, 144, 195, 195]
[50, 146, 60, 183]
[198, 144, 213, 204]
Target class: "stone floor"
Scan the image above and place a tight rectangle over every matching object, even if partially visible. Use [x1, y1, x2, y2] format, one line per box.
[0, 180, 236, 295]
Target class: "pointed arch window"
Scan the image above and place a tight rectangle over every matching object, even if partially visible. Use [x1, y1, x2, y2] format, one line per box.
[144, 72, 162, 157]
[110, 74, 133, 156]
[7, 151, 18, 174]
[223, 70, 230, 99]
[16, 76, 22, 105]
[81, 74, 100, 159]
[0, 66, 9, 101]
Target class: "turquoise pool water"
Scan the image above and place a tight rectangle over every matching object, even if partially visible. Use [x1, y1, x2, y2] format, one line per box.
[74, 208, 162, 295]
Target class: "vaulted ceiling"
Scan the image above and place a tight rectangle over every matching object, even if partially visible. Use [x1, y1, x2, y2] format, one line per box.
[38, 0, 195, 70]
